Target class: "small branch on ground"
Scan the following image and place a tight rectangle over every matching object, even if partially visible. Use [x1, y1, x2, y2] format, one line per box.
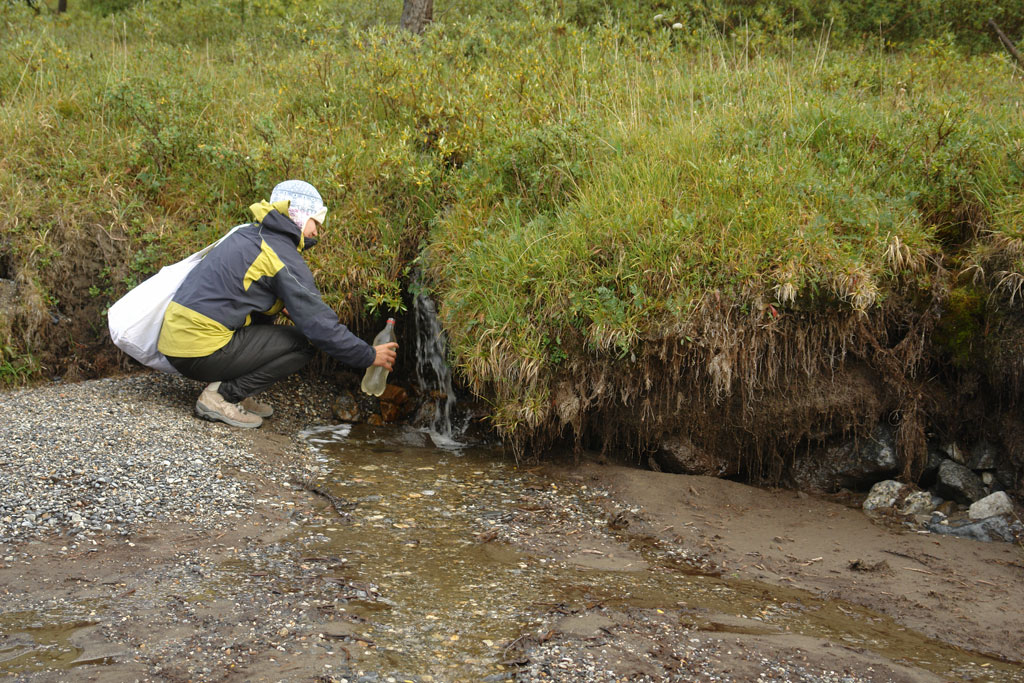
[988, 19, 1023, 67]
[291, 478, 356, 519]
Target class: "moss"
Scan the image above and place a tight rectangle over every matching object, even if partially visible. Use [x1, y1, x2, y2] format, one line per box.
[934, 284, 986, 369]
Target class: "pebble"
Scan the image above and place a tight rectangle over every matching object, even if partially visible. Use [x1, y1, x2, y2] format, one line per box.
[0, 373, 282, 547]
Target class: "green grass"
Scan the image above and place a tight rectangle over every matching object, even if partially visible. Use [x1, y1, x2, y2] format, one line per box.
[1, 0, 1023, 447]
[423, 31, 1024, 431]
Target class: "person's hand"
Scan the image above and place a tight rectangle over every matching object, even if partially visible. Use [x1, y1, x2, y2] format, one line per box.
[373, 342, 398, 370]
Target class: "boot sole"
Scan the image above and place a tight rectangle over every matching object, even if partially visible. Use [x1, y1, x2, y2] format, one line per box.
[196, 401, 263, 429]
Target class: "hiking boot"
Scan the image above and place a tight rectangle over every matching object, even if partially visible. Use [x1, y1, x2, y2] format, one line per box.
[195, 382, 262, 429]
[240, 396, 273, 418]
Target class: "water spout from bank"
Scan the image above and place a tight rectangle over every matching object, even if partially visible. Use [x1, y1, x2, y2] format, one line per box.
[413, 287, 461, 448]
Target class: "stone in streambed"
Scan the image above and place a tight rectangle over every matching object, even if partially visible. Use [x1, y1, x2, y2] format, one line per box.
[652, 434, 733, 476]
[863, 480, 906, 511]
[966, 440, 1000, 471]
[927, 514, 1022, 543]
[969, 491, 1015, 520]
[795, 424, 900, 492]
[935, 460, 986, 504]
[897, 490, 935, 516]
[917, 445, 946, 488]
[333, 392, 362, 423]
[378, 384, 410, 423]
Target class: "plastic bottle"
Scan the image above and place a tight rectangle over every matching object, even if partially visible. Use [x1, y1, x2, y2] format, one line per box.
[361, 318, 396, 397]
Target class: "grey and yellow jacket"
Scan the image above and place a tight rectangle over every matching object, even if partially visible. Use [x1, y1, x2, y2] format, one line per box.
[157, 200, 376, 368]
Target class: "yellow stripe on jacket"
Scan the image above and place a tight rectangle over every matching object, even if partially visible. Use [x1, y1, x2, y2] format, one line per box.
[157, 301, 235, 357]
[244, 240, 285, 291]
[158, 240, 284, 357]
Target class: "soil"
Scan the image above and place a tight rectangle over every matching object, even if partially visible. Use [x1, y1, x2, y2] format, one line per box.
[3, 414, 1023, 682]
[555, 463, 1024, 679]
[572, 464, 1024, 663]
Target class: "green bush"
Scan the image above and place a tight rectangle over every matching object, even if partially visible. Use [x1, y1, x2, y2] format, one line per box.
[562, 0, 1023, 51]
[1, 0, 1022, 449]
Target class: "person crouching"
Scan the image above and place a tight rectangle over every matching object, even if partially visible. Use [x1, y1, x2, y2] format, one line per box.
[157, 180, 398, 428]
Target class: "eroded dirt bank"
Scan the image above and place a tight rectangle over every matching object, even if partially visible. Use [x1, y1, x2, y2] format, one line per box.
[1, 374, 1022, 682]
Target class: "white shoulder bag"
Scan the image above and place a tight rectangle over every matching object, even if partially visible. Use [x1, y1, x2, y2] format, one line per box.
[107, 224, 245, 374]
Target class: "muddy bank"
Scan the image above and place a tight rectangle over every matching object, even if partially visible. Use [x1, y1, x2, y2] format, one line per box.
[2, 374, 1023, 681]
[571, 463, 1024, 664]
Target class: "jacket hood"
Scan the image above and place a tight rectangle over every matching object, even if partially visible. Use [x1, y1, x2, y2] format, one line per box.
[248, 201, 314, 251]
[249, 199, 290, 224]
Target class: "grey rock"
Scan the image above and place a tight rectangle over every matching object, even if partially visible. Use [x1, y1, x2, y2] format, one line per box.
[935, 459, 986, 504]
[969, 491, 1015, 520]
[793, 424, 901, 492]
[995, 456, 1018, 492]
[897, 490, 934, 516]
[333, 392, 362, 423]
[942, 442, 967, 465]
[927, 515, 1022, 543]
[863, 480, 905, 511]
[834, 424, 900, 489]
[653, 434, 730, 476]
[967, 440, 999, 471]
[918, 446, 945, 487]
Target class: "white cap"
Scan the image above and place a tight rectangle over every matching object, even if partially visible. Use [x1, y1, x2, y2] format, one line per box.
[270, 179, 327, 229]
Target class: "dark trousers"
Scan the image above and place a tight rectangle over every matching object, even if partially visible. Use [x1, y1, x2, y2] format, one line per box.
[166, 325, 314, 403]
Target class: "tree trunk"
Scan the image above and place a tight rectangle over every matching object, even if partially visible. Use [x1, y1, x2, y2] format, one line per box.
[400, 0, 433, 34]
[988, 19, 1023, 67]
[57, 0, 67, 12]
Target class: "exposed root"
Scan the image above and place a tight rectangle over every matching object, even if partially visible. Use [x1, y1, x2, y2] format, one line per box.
[474, 265, 960, 487]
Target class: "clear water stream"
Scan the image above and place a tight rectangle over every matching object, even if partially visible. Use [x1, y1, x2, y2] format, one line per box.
[4, 425, 1023, 681]
[289, 424, 1024, 681]
[413, 289, 461, 449]
[4, 297, 1021, 679]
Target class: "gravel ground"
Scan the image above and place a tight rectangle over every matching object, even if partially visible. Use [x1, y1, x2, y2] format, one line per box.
[0, 372, 315, 551]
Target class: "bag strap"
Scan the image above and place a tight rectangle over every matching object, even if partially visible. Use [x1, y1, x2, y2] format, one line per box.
[197, 222, 252, 259]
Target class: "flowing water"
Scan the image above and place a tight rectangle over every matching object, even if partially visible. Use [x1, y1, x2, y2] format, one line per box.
[412, 288, 461, 449]
[0, 615, 100, 672]
[5, 425, 1024, 680]
[4, 292, 1021, 679]
[7, 293, 1022, 679]
[289, 424, 1024, 681]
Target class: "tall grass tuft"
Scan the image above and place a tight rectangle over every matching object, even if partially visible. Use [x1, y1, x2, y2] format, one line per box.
[1, 1, 1023, 462]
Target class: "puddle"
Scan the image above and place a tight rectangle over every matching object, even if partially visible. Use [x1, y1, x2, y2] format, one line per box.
[0, 612, 96, 674]
[285, 424, 1024, 681]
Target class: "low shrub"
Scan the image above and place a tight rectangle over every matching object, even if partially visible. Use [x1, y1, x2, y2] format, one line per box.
[1, 0, 1023, 464]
